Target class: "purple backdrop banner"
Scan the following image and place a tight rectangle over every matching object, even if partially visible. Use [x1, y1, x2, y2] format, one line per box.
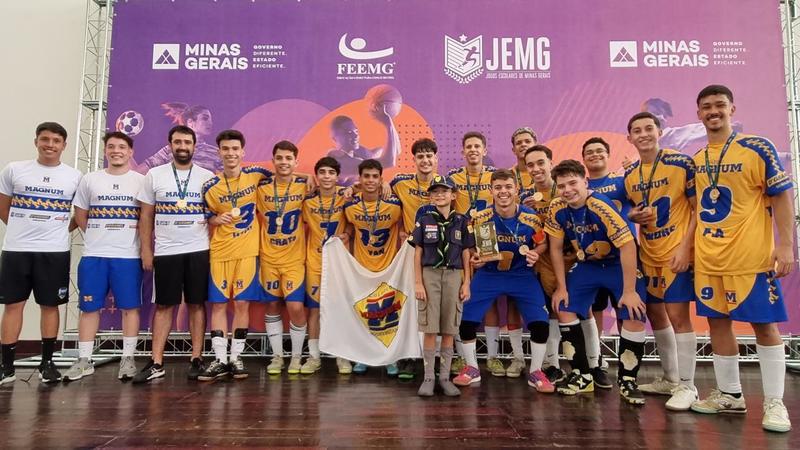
[105, 0, 798, 333]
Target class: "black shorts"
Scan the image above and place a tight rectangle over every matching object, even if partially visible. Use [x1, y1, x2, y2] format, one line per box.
[0, 251, 71, 306]
[591, 287, 619, 312]
[153, 250, 209, 306]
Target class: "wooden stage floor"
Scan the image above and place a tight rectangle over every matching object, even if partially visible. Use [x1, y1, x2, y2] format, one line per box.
[0, 358, 797, 449]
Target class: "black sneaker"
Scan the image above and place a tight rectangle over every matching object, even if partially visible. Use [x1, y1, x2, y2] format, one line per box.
[591, 367, 612, 389]
[0, 365, 16, 386]
[187, 358, 205, 381]
[197, 360, 230, 381]
[556, 370, 594, 395]
[398, 359, 416, 380]
[38, 360, 62, 384]
[619, 376, 645, 405]
[543, 365, 566, 383]
[132, 360, 165, 384]
[229, 357, 249, 380]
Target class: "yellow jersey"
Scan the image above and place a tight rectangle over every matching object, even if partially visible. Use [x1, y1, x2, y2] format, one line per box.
[624, 149, 696, 266]
[389, 173, 438, 233]
[202, 166, 271, 261]
[521, 183, 558, 222]
[446, 165, 496, 215]
[302, 188, 348, 274]
[343, 193, 403, 272]
[692, 134, 791, 275]
[257, 174, 309, 267]
[512, 166, 535, 202]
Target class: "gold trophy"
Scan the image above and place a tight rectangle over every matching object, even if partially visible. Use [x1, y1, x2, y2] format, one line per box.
[475, 221, 503, 262]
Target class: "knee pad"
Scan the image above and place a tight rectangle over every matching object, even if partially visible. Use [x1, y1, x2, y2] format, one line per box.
[459, 321, 480, 341]
[527, 321, 549, 344]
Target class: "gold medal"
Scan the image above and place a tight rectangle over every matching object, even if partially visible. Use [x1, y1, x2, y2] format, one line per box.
[519, 244, 530, 255]
[176, 199, 188, 209]
[532, 192, 544, 202]
[577, 249, 586, 261]
[230, 207, 241, 218]
[709, 188, 720, 202]
[467, 209, 474, 219]
[276, 216, 284, 226]
[369, 235, 378, 245]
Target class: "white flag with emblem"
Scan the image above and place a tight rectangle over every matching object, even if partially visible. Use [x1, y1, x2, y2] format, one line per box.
[320, 238, 420, 365]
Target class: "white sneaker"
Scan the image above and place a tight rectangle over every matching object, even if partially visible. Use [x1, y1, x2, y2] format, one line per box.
[665, 384, 698, 411]
[762, 398, 791, 432]
[63, 358, 94, 382]
[287, 356, 302, 374]
[336, 357, 352, 374]
[639, 376, 678, 395]
[691, 389, 747, 414]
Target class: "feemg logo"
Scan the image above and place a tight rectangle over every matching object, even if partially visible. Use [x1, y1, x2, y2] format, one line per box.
[152, 43, 180, 70]
[609, 41, 637, 68]
[336, 33, 395, 80]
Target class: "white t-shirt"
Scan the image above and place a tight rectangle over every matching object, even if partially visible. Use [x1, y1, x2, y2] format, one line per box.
[0, 160, 82, 252]
[137, 162, 214, 256]
[73, 170, 145, 258]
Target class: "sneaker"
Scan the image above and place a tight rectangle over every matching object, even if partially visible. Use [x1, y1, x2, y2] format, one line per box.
[417, 377, 435, 397]
[762, 398, 792, 432]
[543, 365, 566, 383]
[528, 370, 555, 393]
[453, 365, 481, 386]
[450, 356, 466, 375]
[398, 359, 415, 380]
[300, 357, 322, 374]
[287, 356, 302, 375]
[267, 356, 284, 375]
[353, 362, 368, 374]
[187, 358, 205, 381]
[619, 376, 645, 405]
[0, 366, 16, 386]
[639, 377, 678, 395]
[487, 357, 506, 377]
[132, 360, 165, 384]
[506, 358, 526, 378]
[336, 357, 352, 375]
[438, 377, 461, 396]
[599, 354, 609, 370]
[229, 357, 249, 379]
[117, 356, 137, 381]
[591, 367, 612, 389]
[197, 359, 230, 381]
[38, 360, 62, 384]
[556, 370, 594, 395]
[386, 363, 399, 377]
[666, 384, 698, 411]
[691, 389, 747, 414]
[63, 358, 94, 382]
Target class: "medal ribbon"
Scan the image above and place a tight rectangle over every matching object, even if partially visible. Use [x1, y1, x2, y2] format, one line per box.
[273, 177, 294, 218]
[171, 163, 193, 202]
[360, 195, 382, 244]
[495, 206, 524, 252]
[321, 190, 337, 243]
[566, 205, 589, 259]
[223, 172, 240, 209]
[638, 149, 663, 206]
[465, 167, 483, 213]
[703, 132, 737, 196]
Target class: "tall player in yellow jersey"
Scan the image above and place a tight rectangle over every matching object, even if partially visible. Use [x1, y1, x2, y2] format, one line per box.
[301, 157, 351, 375]
[201, 129, 272, 381]
[389, 138, 439, 237]
[259, 140, 311, 375]
[624, 112, 699, 411]
[343, 159, 403, 375]
[445, 132, 496, 373]
[688, 85, 795, 433]
[510, 127, 537, 201]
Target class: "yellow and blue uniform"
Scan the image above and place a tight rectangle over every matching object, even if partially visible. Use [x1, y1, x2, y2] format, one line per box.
[692, 134, 791, 322]
[624, 149, 696, 303]
[203, 165, 271, 302]
[257, 174, 309, 302]
[389, 173, 438, 233]
[343, 193, 403, 272]
[589, 173, 635, 235]
[446, 166, 496, 215]
[302, 188, 347, 307]
[512, 166, 535, 202]
[464, 206, 548, 324]
[545, 193, 647, 320]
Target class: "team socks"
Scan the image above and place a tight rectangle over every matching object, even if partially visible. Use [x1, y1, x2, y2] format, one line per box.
[509, 328, 524, 360]
[308, 339, 320, 359]
[545, 319, 561, 368]
[757, 343, 785, 399]
[289, 322, 307, 357]
[41, 337, 56, 362]
[559, 320, 588, 374]
[231, 328, 247, 361]
[485, 326, 500, 358]
[580, 319, 600, 369]
[211, 330, 227, 363]
[265, 314, 284, 357]
[618, 328, 645, 380]
[653, 326, 679, 383]
[122, 336, 137, 358]
[675, 331, 697, 386]
[713, 353, 742, 396]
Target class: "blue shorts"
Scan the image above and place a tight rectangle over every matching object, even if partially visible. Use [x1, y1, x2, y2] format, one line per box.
[564, 261, 648, 321]
[695, 271, 787, 323]
[642, 262, 695, 303]
[77, 257, 143, 313]
[464, 270, 548, 325]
